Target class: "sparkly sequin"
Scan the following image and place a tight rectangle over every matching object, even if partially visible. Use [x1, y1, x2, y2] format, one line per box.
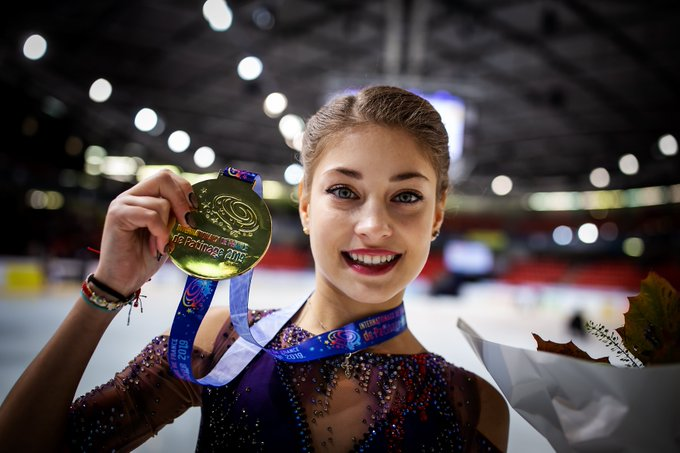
[68, 310, 499, 452]
[197, 322, 498, 452]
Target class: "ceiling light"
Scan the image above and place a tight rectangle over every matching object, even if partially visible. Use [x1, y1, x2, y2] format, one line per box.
[203, 0, 233, 31]
[237, 56, 263, 81]
[284, 163, 304, 185]
[168, 130, 191, 152]
[618, 153, 639, 175]
[577, 223, 598, 244]
[491, 175, 512, 196]
[194, 146, 215, 168]
[89, 78, 112, 103]
[263, 92, 287, 118]
[552, 225, 572, 246]
[658, 134, 678, 156]
[278, 114, 304, 140]
[22, 34, 47, 60]
[134, 108, 158, 132]
[589, 167, 610, 188]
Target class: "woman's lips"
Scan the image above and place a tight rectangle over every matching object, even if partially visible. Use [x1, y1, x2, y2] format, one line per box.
[341, 251, 402, 275]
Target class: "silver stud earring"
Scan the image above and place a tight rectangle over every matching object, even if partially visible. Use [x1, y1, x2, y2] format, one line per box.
[303, 226, 310, 235]
[432, 230, 440, 240]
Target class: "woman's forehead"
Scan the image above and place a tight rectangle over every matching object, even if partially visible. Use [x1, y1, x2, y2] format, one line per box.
[314, 125, 435, 172]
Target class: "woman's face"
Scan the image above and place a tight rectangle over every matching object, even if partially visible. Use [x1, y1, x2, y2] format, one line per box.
[299, 124, 446, 307]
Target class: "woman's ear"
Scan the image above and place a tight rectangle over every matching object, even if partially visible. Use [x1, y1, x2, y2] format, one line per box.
[433, 191, 447, 232]
[298, 182, 310, 230]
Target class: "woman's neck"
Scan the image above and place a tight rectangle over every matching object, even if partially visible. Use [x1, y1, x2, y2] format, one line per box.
[294, 288, 427, 355]
[302, 288, 405, 332]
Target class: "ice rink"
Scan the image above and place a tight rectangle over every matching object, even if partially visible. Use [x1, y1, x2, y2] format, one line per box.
[0, 264, 633, 452]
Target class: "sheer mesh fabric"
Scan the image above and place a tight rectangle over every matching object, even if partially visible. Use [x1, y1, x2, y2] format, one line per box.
[199, 315, 494, 452]
[69, 309, 498, 452]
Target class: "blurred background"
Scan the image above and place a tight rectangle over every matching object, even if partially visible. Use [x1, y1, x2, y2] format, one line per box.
[1, 1, 679, 452]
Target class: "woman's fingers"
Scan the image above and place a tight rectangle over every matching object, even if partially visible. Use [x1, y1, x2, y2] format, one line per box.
[112, 170, 198, 253]
[118, 196, 173, 235]
[95, 170, 197, 291]
[124, 169, 196, 228]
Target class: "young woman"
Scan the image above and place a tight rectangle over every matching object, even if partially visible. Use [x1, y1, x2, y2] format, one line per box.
[0, 86, 509, 451]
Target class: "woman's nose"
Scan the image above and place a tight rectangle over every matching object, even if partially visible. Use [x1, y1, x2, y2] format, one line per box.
[354, 201, 392, 239]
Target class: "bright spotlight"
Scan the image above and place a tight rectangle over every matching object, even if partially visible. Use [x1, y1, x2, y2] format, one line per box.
[618, 154, 639, 175]
[203, 0, 233, 31]
[491, 175, 513, 196]
[589, 167, 610, 188]
[284, 163, 304, 185]
[658, 134, 678, 156]
[264, 92, 288, 118]
[194, 146, 215, 168]
[89, 78, 113, 103]
[23, 34, 47, 60]
[168, 130, 191, 153]
[134, 108, 158, 132]
[237, 56, 263, 81]
[577, 223, 598, 244]
[278, 114, 304, 140]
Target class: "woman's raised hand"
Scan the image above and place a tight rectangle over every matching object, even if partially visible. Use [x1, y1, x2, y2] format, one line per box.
[93, 169, 197, 297]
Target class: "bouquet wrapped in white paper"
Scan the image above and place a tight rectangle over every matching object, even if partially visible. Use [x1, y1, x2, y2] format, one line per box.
[458, 272, 680, 453]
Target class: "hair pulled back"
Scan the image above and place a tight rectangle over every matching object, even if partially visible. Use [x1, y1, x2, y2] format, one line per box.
[300, 85, 450, 198]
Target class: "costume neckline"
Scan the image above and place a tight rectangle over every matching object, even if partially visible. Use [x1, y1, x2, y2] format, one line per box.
[281, 322, 433, 358]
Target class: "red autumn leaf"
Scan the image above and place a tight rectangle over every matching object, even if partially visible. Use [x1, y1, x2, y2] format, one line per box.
[533, 333, 610, 363]
[616, 272, 680, 365]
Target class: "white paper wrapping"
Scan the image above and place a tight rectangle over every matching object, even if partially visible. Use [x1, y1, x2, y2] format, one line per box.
[457, 318, 680, 453]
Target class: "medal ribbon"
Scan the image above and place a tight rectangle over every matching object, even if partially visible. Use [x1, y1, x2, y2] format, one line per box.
[168, 167, 408, 386]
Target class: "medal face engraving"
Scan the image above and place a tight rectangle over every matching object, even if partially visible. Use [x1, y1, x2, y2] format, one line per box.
[168, 175, 272, 280]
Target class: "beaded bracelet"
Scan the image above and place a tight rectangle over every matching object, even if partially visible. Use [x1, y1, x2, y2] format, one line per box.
[81, 274, 141, 312]
[86, 273, 131, 302]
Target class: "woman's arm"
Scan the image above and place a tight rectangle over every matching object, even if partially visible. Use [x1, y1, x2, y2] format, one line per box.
[0, 170, 197, 450]
[0, 299, 118, 449]
[476, 377, 510, 452]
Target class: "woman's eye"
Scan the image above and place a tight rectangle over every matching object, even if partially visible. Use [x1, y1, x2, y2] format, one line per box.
[393, 192, 422, 203]
[327, 186, 357, 199]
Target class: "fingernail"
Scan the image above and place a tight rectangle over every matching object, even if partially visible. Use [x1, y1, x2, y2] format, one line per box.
[188, 192, 199, 209]
[185, 212, 198, 229]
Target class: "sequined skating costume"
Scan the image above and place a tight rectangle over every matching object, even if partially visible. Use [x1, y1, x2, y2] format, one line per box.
[69, 310, 499, 452]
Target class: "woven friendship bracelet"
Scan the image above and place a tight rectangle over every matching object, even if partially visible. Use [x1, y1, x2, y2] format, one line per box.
[87, 273, 134, 301]
[81, 276, 141, 312]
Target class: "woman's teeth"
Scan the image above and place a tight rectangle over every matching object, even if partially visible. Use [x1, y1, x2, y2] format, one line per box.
[348, 253, 396, 265]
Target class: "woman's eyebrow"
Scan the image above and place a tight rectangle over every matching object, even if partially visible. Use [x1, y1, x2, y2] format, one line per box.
[324, 168, 429, 182]
[390, 172, 430, 182]
[326, 167, 362, 179]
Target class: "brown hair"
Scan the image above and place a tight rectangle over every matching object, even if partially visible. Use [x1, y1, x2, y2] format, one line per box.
[300, 85, 450, 198]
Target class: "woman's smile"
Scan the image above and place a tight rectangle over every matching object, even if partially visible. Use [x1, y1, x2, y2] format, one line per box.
[342, 249, 403, 275]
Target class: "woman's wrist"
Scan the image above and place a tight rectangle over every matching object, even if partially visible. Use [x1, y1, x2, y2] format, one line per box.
[81, 274, 141, 313]
[87, 273, 135, 301]
[89, 270, 140, 299]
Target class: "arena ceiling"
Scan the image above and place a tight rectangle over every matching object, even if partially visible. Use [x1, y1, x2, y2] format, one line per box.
[2, 0, 680, 201]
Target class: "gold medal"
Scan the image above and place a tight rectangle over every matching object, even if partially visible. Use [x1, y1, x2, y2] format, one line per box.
[168, 172, 272, 280]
